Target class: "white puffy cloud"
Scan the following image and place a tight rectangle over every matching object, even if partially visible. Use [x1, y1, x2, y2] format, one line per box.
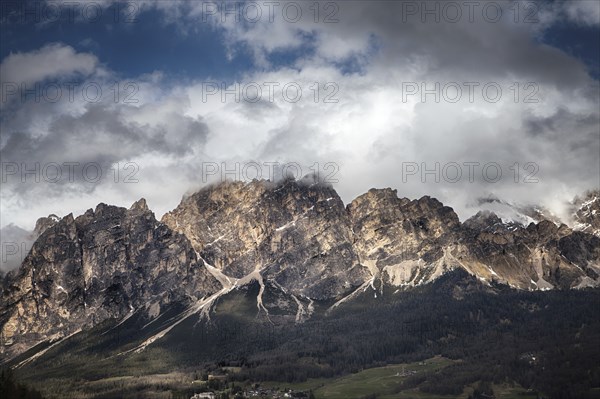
[176, 61, 598, 222]
[0, 43, 98, 87]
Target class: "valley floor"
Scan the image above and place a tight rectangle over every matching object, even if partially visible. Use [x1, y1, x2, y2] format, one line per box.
[9, 356, 543, 399]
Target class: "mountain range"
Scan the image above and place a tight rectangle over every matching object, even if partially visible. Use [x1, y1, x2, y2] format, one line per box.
[1, 180, 599, 398]
[2, 180, 599, 360]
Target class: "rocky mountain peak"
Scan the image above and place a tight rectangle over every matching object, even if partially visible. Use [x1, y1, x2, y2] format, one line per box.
[162, 178, 367, 299]
[348, 188, 463, 290]
[525, 219, 563, 239]
[464, 210, 504, 229]
[129, 198, 149, 212]
[1, 200, 220, 359]
[572, 189, 600, 236]
[32, 214, 60, 238]
[472, 195, 561, 226]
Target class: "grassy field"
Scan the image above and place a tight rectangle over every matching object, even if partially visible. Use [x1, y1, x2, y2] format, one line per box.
[490, 384, 539, 399]
[313, 356, 452, 399]
[261, 356, 453, 398]
[262, 356, 538, 399]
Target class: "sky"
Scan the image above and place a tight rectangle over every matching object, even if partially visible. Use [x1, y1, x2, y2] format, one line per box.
[1, 0, 599, 256]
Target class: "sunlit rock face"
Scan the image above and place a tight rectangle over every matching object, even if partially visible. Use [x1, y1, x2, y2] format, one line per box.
[347, 188, 462, 288]
[347, 187, 599, 291]
[463, 216, 600, 290]
[162, 179, 370, 300]
[0, 199, 220, 359]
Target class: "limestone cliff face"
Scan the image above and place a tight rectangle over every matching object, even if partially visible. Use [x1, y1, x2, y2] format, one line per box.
[346, 189, 599, 291]
[347, 188, 462, 288]
[0, 199, 220, 359]
[463, 214, 599, 290]
[162, 179, 369, 299]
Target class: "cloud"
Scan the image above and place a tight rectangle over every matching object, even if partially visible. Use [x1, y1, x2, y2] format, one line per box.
[563, 1, 600, 27]
[1, 1, 599, 232]
[0, 43, 98, 87]
[0, 224, 33, 273]
[0, 47, 209, 228]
